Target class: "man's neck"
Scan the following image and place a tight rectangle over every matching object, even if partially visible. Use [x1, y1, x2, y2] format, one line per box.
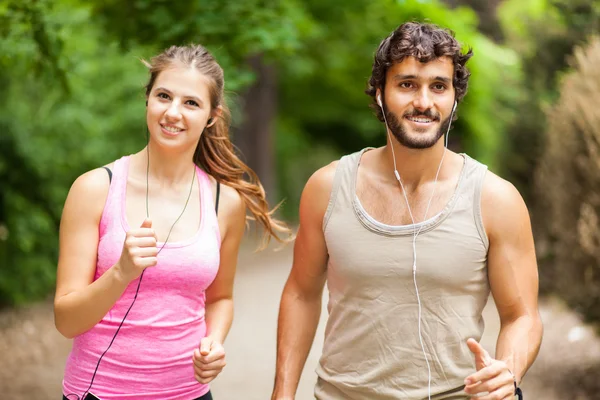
[382, 139, 447, 188]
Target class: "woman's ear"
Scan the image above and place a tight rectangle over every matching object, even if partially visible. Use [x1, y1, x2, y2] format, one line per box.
[207, 106, 223, 128]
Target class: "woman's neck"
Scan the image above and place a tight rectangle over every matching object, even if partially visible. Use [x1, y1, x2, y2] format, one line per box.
[133, 143, 197, 187]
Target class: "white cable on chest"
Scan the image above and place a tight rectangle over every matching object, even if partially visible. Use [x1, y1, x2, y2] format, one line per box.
[377, 94, 456, 400]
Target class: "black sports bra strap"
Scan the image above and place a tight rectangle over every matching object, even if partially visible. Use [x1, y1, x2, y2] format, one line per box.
[215, 181, 221, 215]
[103, 166, 112, 183]
[215, 181, 220, 215]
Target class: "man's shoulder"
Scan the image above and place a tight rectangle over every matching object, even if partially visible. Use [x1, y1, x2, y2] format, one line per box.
[460, 152, 519, 199]
[480, 168, 530, 238]
[305, 160, 339, 194]
[481, 170, 521, 203]
[306, 147, 373, 189]
[300, 150, 362, 217]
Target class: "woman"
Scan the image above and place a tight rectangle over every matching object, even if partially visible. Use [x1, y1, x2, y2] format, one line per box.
[54, 44, 290, 400]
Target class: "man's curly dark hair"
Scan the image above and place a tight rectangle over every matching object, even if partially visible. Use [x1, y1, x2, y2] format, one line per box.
[366, 22, 473, 122]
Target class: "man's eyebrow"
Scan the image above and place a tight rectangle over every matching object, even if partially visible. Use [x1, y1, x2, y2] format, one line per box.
[392, 74, 452, 84]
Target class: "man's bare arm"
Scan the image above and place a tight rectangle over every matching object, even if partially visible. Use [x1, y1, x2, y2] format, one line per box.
[483, 173, 543, 383]
[271, 162, 337, 400]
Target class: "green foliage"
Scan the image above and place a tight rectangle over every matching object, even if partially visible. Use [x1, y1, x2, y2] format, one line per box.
[0, 0, 149, 305]
[497, 0, 600, 202]
[89, 0, 318, 93]
[0, 0, 525, 304]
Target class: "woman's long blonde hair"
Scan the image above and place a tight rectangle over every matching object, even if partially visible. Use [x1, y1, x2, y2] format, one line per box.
[144, 45, 291, 248]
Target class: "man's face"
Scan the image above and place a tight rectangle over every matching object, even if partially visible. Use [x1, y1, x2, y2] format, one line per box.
[379, 56, 455, 149]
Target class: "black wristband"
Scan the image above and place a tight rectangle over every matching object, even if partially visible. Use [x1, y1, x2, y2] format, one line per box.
[514, 381, 523, 399]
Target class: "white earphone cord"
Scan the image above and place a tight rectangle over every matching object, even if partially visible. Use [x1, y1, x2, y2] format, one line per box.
[380, 97, 455, 400]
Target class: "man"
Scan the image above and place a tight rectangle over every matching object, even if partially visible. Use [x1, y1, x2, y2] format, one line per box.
[272, 22, 542, 400]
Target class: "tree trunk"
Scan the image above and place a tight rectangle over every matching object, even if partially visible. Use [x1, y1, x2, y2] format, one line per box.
[233, 54, 277, 203]
[443, 0, 505, 42]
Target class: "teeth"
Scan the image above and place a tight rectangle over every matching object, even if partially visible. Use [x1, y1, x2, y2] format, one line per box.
[163, 125, 183, 133]
[408, 117, 432, 123]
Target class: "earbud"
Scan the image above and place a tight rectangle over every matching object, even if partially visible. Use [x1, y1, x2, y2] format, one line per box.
[444, 101, 458, 149]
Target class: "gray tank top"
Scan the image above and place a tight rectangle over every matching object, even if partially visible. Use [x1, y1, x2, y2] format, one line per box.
[315, 148, 490, 400]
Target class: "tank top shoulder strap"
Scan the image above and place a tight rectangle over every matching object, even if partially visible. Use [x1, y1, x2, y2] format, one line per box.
[459, 154, 489, 249]
[195, 166, 221, 246]
[323, 148, 371, 230]
[196, 167, 214, 217]
[99, 155, 130, 237]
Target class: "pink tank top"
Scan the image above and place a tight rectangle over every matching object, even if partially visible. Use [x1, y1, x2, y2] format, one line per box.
[63, 156, 221, 399]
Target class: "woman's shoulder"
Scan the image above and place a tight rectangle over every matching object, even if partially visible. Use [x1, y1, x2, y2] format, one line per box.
[71, 167, 112, 194]
[74, 156, 120, 190]
[63, 164, 116, 218]
[216, 181, 245, 216]
[205, 178, 245, 242]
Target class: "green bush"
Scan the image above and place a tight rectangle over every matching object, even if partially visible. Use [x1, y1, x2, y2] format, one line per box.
[535, 37, 600, 325]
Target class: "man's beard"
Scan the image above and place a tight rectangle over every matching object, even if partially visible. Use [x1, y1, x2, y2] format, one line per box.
[383, 103, 451, 149]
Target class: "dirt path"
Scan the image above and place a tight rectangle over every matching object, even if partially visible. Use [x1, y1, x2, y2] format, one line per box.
[1, 243, 599, 399]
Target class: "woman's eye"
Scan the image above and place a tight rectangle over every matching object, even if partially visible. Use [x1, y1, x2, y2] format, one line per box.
[186, 100, 199, 106]
[157, 93, 170, 99]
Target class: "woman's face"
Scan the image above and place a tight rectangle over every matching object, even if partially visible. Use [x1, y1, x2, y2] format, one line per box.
[146, 64, 215, 152]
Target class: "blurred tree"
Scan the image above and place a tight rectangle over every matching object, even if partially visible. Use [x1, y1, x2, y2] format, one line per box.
[0, 0, 150, 305]
[0, 0, 524, 306]
[535, 36, 600, 327]
[0, 0, 69, 305]
[497, 0, 600, 204]
[235, 55, 278, 203]
[443, 0, 505, 42]
[508, 0, 600, 307]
